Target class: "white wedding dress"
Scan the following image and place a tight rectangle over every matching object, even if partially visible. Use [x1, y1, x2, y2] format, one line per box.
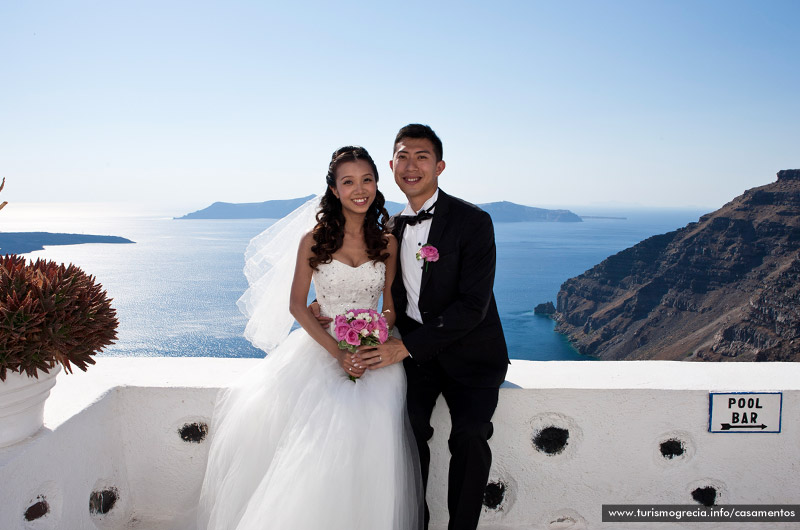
[197, 259, 422, 530]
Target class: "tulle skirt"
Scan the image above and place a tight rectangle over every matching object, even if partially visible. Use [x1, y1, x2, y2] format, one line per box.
[197, 329, 423, 530]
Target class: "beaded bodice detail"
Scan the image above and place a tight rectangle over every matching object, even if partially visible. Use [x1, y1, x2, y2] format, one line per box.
[314, 260, 386, 320]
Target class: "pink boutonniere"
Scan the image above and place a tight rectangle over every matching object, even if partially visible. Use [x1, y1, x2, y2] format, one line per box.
[416, 244, 439, 271]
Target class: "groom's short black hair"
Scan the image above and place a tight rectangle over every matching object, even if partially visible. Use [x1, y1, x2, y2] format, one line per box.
[394, 124, 443, 162]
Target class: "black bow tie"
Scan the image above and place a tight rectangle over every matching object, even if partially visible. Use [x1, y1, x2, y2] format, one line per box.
[400, 202, 437, 226]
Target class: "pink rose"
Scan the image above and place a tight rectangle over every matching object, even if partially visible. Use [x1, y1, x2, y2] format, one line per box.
[378, 327, 389, 343]
[335, 324, 351, 342]
[345, 328, 361, 346]
[417, 245, 439, 262]
[335, 315, 348, 327]
[351, 318, 367, 332]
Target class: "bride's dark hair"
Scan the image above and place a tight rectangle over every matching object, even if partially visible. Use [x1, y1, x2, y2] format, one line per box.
[309, 146, 390, 270]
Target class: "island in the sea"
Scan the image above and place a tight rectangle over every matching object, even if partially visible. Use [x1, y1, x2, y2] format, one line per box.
[176, 195, 318, 220]
[177, 197, 583, 223]
[0, 232, 135, 255]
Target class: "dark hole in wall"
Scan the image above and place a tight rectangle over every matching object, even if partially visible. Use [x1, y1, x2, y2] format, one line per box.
[533, 426, 569, 455]
[483, 481, 506, 509]
[24, 497, 49, 521]
[660, 439, 685, 459]
[89, 488, 118, 515]
[179, 422, 208, 443]
[692, 486, 717, 506]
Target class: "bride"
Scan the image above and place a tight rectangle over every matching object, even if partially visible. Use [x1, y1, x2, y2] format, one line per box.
[197, 146, 422, 530]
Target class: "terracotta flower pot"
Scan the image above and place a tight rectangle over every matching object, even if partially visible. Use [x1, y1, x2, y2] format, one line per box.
[0, 365, 61, 448]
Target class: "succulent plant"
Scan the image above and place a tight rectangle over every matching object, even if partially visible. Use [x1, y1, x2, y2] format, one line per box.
[0, 255, 118, 381]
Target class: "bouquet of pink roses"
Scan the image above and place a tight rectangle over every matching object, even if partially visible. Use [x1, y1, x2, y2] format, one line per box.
[334, 308, 390, 381]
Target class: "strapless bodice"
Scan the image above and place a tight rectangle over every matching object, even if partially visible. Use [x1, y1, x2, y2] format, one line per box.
[313, 259, 386, 319]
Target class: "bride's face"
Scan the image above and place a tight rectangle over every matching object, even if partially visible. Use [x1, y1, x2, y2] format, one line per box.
[331, 159, 377, 214]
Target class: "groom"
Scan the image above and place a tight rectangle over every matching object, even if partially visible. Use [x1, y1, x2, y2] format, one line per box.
[358, 124, 509, 530]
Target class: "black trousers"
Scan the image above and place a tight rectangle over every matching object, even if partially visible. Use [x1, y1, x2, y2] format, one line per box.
[405, 360, 500, 530]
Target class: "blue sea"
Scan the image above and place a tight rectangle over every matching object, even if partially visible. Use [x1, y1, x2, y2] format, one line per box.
[9, 203, 708, 361]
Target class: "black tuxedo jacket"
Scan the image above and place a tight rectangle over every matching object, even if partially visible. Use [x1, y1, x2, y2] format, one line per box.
[390, 189, 509, 388]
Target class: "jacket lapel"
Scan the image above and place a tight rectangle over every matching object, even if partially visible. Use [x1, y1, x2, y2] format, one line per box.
[418, 190, 450, 296]
[389, 214, 408, 299]
[390, 214, 407, 275]
[390, 214, 407, 244]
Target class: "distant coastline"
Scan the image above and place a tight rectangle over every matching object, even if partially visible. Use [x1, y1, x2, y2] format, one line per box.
[178, 197, 584, 223]
[0, 232, 135, 254]
[175, 195, 317, 220]
[579, 215, 628, 220]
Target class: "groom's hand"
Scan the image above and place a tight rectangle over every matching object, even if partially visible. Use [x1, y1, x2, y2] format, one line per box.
[355, 337, 410, 369]
[308, 301, 332, 329]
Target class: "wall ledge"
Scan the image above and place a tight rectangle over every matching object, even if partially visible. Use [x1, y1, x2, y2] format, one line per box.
[1, 357, 798, 530]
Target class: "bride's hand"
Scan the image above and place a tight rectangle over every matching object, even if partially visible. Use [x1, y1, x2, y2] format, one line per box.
[336, 350, 366, 378]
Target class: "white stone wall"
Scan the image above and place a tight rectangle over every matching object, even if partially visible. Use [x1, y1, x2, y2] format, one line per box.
[1, 358, 799, 529]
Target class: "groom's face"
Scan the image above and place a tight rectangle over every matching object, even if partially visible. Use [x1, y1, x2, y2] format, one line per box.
[391, 137, 445, 207]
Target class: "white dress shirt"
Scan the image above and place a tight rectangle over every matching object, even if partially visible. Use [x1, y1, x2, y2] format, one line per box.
[400, 189, 439, 324]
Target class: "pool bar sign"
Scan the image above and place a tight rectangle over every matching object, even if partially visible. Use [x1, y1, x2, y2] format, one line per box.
[709, 392, 782, 433]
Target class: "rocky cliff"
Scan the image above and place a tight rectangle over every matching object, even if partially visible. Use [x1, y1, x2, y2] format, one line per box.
[554, 169, 800, 361]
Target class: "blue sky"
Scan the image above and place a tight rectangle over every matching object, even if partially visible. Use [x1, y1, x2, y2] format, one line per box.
[1, 1, 797, 212]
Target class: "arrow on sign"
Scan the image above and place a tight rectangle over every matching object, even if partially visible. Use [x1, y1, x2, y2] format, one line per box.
[720, 423, 768, 430]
